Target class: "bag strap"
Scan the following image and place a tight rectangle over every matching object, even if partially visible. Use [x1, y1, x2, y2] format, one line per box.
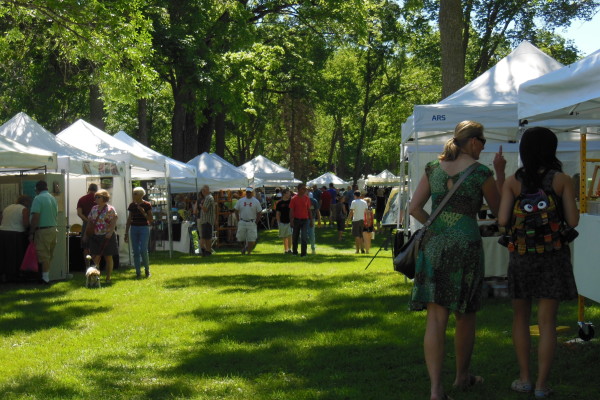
[422, 162, 479, 230]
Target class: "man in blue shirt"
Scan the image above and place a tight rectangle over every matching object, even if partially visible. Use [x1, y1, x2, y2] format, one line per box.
[29, 180, 58, 283]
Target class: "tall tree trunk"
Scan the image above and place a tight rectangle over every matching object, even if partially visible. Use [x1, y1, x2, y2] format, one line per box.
[197, 105, 214, 157]
[439, 0, 465, 98]
[137, 98, 148, 145]
[89, 84, 105, 130]
[214, 110, 226, 157]
[171, 80, 198, 162]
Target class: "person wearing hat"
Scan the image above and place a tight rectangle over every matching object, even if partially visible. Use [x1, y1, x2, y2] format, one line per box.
[234, 187, 262, 255]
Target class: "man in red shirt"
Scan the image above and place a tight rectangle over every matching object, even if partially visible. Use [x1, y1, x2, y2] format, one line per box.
[289, 183, 313, 257]
[76, 183, 98, 267]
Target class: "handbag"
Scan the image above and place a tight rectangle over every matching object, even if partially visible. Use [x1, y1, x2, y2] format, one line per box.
[393, 163, 479, 279]
[20, 242, 39, 272]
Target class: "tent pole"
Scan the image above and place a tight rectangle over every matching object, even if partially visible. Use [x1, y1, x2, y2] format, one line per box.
[124, 163, 133, 266]
[165, 161, 173, 258]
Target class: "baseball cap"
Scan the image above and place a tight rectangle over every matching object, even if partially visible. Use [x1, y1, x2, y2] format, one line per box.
[245, 187, 253, 192]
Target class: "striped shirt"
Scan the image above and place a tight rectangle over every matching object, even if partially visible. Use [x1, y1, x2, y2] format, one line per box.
[199, 194, 216, 225]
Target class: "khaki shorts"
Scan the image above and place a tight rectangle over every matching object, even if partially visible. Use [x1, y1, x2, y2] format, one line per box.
[34, 228, 58, 264]
[351, 220, 364, 238]
[278, 223, 292, 238]
[236, 220, 258, 242]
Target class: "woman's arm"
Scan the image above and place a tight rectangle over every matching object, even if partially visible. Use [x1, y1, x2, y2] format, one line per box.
[408, 174, 431, 224]
[554, 173, 579, 227]
[482, 176, 501, 217]
[497, 175, 517, 227]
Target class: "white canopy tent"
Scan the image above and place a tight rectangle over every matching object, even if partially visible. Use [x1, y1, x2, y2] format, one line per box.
[366, 169, 401, 185]
[113, 131, 197, 194]
[307, 172, 349, 187]
[402, 41, 565, 145]
[0, 135, 57, 170]
[187, 152, 252, 191]
[0, 112, 121, 176]
[57, 120, 165, 179]
[58, 120, 182, 258]
[518, 49, 600, 127]
[238, 155, 299, 187]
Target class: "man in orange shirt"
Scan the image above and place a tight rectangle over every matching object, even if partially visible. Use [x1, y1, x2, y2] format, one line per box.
[289, 183, 313, 257]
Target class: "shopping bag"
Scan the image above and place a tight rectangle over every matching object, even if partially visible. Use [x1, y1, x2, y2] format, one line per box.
[20, 242, 39, 272]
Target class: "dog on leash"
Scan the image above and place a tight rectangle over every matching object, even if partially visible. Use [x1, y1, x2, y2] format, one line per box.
[85, 255, 101, 288]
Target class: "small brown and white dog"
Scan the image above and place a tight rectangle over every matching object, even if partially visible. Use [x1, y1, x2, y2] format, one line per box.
[85, 255, 101, 288]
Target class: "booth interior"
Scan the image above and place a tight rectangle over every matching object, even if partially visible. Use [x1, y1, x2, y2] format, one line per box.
[0, 172, 67, 283]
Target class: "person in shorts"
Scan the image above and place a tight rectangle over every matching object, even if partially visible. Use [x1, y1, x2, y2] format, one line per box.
[348, 191, 368, 254]
[276, 189, 292, 253]
[28, 180, 58, 284]
[234, 187, 262, 255]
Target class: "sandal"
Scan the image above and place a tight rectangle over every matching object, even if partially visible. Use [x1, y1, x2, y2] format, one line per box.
[535, 387, 554, 399]
[511, 379, 533, 393]
[454, 374, 484, 390]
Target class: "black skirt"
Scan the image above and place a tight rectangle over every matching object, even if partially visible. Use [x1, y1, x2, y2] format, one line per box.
[89, 234, 119, 256]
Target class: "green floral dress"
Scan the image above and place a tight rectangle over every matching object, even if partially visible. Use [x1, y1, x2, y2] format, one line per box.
[409, 160, 492, 313]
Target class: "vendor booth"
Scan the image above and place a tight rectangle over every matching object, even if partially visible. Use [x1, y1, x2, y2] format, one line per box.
[58, 120, 176, 260]
[0, 112, 123, 279]
[0, 136, 59, 282]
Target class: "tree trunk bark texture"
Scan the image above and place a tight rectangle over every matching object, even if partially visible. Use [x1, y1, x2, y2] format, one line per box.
[439, 0, 465, 99]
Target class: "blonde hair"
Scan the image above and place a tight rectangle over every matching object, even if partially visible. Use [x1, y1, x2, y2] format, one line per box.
[133, 187, 146, 196]
[96, 189, 110, 201]
[439, 120, 484, 161]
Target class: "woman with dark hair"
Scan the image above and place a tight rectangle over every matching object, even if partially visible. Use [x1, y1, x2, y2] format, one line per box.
[409, 120, 506, 400]
[498, 127, 578, 399]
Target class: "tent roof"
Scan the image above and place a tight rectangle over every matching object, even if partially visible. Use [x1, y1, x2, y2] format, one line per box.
[238, 155, 295, 181]
[366, 169, 400, 184]
[57, 120, 165, 178]
[0, 134, 58, 170]
[114, 131, 198, 193]
[187, 152, 250, 191]
[518, 49, 600, 127]
[0, 112, 120, 175]
[404, 41, 565, 143]
[307, 172, 349, 187]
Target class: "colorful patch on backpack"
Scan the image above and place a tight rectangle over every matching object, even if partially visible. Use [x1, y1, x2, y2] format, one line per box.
[508, 189, 562, 255]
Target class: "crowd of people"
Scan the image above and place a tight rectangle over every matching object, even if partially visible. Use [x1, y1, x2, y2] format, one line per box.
[0, 120, 579, 400]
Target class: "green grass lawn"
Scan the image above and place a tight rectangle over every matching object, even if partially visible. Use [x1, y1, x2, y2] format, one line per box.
[1, 228, 598, 400]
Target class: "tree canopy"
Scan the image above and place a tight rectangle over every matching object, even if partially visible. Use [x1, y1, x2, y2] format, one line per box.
[1, 0, 597, 182]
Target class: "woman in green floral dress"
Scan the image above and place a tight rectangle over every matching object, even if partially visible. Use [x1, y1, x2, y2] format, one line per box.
[408, 121, 505, 400]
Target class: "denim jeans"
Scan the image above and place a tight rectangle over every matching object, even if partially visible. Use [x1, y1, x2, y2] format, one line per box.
[307, 224, 316, 251]
[292, 218, 309, 256]
[130, 225, 150, 275]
